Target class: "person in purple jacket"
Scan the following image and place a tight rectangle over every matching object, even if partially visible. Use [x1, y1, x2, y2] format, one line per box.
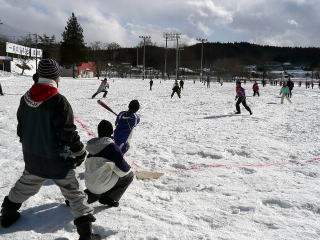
[114, 100, 140, 154]
[235, 81, 252, 115]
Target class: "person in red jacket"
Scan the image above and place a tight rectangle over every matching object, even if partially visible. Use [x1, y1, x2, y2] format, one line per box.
[252, 81, 260, 96]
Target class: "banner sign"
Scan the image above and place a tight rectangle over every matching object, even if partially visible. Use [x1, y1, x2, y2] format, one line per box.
[30, 48, 43, 58]
[6, 42, 42, 58]
[6, 42, 30, 56]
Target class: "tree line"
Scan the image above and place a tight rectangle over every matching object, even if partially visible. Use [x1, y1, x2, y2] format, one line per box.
[0, 12, 320, 77]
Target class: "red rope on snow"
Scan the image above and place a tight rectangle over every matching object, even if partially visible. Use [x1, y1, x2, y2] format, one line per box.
[74, 115, 143, 169]
[176, 158, 320, 172]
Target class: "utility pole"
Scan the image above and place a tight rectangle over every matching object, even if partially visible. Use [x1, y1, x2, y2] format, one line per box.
[163, 32, 171, 80]
[196, 38, 207, 82]
[139, 35, 151, 80]
[32, 33, 38, 71]
[136, 46, 139, 67]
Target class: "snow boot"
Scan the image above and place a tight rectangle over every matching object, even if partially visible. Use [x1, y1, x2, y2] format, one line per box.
[99, 196, 119, 207]
[84, 189, 99, 204]
[1, 196, 22, 228]
[235, 112, 241, 114]
[74, 214, 101, 240]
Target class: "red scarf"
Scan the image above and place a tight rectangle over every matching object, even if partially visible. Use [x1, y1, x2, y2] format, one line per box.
[29, 84, 58, 102]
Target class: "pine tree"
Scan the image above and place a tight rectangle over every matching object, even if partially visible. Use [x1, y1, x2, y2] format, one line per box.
[60, 13, 86, 78]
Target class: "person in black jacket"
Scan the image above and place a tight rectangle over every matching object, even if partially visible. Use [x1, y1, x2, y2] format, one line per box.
[0, 59, 100, 240]
[0, 82, 3, 95]
[149, 78, 153, 91]
[171, 81, 181, 98]
[287, 77, 294, 98]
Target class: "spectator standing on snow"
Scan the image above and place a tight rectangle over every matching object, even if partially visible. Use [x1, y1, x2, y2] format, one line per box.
[280, 82, 292, 104]
[311, 81, 314, 89]
[262, 79, 266, 87]
[149, 78, 153, 91]
[114, 100, 140, 154]
[171, 81, 181, 98]
[92, 78, 109, 99]
[0, 82, 3, 95]
[84, 120, 134, 208]
[0, 59, 100, 240]
[206, 75, 210, 88]
[235, 81, 252, 115]
[287, 78, 294, 98]
[252, 81, 260, 96]
[179, 79, 184, 90]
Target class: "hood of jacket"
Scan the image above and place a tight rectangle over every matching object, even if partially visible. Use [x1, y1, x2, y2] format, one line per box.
[86, 137, 114, 155]
[24, 78, 58, 108]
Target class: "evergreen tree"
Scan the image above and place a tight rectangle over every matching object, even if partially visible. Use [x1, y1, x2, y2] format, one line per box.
[60, 13, 86, 78]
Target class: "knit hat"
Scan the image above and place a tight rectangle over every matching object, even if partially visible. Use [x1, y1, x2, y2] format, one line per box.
[98, 120, 113, 137]
[37, 59, 61, 80]
[128, 99, 140, 112]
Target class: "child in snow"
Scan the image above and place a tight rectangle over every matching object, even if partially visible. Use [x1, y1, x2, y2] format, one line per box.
[252, 81, 260, 96]
[171, 81, 181, 98]
[0, 59, 100, 240]
[84, 120, 134, 207]
[92, 78, 109, 98]
[280, 82, 292, 104]
[114, 100, 140, 154]
[235, 81, 252, 115]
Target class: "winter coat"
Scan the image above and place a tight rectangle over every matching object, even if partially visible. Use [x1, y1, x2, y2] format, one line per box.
[97, 81, 109, 92]
[280, 86, 290, 95]
[114, 110, 140, 147]
[287, 80, 294, 90]
[236, 87, 246, 98]
[85, 137, 131, 194]
[17, 78, 84, 179]
[172, 83, 180, 92]
[252, 83, 259, 91]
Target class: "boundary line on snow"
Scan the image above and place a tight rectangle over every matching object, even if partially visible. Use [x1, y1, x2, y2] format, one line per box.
[74, 116, 320, 172]
[175, 158, 320, 172]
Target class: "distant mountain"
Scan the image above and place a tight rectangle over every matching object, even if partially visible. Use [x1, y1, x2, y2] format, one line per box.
[0, 23, 28, 42]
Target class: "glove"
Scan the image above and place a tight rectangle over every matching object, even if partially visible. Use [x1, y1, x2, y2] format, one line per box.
[74, 151, 87, 167]
[68, 149, 87, 168]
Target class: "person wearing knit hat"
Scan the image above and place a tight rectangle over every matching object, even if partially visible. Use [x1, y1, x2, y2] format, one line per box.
[83, 119, 134, 207]
[0, 58, 100, 239]
[114, 100, 140, 154]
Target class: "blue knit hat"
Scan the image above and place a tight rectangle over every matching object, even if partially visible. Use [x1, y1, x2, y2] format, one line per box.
[38, 59, 61, 80]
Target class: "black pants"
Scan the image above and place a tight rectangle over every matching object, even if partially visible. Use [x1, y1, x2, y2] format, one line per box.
[0, 83, 3, 95]
[236, 98, 252, 114]
[289, 89, 292, 98]
[253, 91, 259, 96]
[92, 90, 108, 98]
[100, 172, 134, 202]
[150, 85, 153, 91]
[171, 90, 181, 98]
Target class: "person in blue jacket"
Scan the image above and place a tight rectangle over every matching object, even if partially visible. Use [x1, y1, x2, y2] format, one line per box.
[114, 100, 140, 154]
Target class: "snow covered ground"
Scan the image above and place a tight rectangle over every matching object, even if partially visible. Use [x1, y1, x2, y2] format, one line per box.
[0, 74, 319, 240]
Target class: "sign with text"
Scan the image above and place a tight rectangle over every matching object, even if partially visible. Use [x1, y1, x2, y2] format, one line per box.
[6, 42, 42, 58]
[30, 48, 43, 58]
[6, 42, 30, 56]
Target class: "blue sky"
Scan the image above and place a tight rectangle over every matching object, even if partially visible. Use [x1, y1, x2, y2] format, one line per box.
[0, 0, 319, 47]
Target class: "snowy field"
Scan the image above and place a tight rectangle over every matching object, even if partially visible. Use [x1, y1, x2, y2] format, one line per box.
[0, 74, 320, 240]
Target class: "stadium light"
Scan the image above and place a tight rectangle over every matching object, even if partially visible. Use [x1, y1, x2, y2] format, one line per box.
[196, 38, 207, 82]
[139, 36, 151, 80]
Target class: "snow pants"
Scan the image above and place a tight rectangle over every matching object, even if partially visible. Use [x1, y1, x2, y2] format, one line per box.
[8, 170, 93, 218]
[171, 90, 181, 98]
[92, 90, 108, 98]
[253, 91, 260, 96]
[0, 83, 3, 95]
[281, 95, 292, 104]
[236, 98, 252, 114]
[100, 172, 134, 202]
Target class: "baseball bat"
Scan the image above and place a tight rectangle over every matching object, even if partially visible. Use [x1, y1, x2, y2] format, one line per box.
[97, 100, 118, 116]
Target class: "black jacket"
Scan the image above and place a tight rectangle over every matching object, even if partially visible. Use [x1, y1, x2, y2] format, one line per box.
[17, 85, 83, 179]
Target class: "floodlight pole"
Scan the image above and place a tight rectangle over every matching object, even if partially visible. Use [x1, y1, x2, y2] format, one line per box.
[163, 32, 170, 80]
[174, 33, 181, 81]
[139, 35, 151, 80]
[197, 38, 207, 82]
[32, 33, 38, 71]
